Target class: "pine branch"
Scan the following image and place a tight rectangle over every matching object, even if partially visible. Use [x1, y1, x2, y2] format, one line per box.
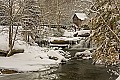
[99, 15, 120, 42]
[91, 0, 120, 42]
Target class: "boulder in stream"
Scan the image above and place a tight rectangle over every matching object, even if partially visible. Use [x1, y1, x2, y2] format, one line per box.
[74, 50, 92, 59]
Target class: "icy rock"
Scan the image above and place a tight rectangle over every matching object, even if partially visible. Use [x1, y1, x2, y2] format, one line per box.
[61, 58, 67, 64]
[49, 56, 58, 60]
[74, 50, 92, 59]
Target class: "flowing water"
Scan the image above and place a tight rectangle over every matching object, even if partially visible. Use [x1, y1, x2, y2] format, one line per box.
[55, 59, 119, 80]
[0, 50, 119, 80]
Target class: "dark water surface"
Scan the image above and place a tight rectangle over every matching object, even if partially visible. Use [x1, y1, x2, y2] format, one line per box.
[55, 59, 118, 80]
[54, 50, 119, 80]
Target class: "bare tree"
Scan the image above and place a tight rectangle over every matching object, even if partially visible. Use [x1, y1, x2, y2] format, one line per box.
[7, 0, 23, 56]
[0, 0, 24, 56]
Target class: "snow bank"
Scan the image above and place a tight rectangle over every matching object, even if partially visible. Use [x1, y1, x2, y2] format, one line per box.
[0, 26, 25, 51]
[0, 39, 8, 50]
[0, 31, 9, 51]
[116, 76, 120, 80]
[0, 26, 67, 72]
[0, 43, 66, 72]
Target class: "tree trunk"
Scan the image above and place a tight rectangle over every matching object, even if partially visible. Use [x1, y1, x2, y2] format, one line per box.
[7, 0, 14, 57]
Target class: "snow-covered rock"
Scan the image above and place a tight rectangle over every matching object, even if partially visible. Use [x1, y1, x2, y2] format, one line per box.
[77, 30, 90, 37]
[63, 30, 76, 37]
[74, 50, 92, 59]
[55, 50, 71, 59]
[47, 50, 65, 61]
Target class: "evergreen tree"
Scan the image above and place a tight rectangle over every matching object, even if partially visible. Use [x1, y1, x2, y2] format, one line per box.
[90, 0, 120, 65]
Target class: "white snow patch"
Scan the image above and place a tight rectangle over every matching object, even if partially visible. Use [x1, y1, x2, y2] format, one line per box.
[63, 30, 76, 37]
[48, 37, 81, 42]
[77, 30, 90, 36]
[47, 50, 65, 62]
[0, 44, 66, 72]
[116, 76, 120, 80]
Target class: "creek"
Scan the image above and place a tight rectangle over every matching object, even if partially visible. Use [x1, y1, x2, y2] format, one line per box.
[0, 50, 119, 80]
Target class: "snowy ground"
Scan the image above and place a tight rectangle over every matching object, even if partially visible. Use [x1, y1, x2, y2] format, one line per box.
[0, 46, 66, 72]
[116, 76, 120, 80]
[0, 26, 67, 72]
[116, 75, 120, 80]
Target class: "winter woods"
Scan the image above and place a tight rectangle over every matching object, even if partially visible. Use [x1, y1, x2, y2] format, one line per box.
[0, 0, 119, 66]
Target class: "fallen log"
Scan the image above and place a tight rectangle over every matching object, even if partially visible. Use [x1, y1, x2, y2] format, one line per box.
[51, 40, 69, 44]
[7, 49, 24, 57]
[50, 40, 76, 44]
[11, 49, 24, 55]
[78, 33, 90, 37]
[0, 49, 24, 57]
[0, 69, 18, 74]
[0, 50, 7, 56]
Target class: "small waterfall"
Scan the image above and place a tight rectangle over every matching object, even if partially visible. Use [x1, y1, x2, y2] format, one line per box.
[72, 37, 90, 49]
[79, 40, 86, 48]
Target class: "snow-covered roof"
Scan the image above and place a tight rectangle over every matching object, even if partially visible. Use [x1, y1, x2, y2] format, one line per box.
[75, 13, 88, 20]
